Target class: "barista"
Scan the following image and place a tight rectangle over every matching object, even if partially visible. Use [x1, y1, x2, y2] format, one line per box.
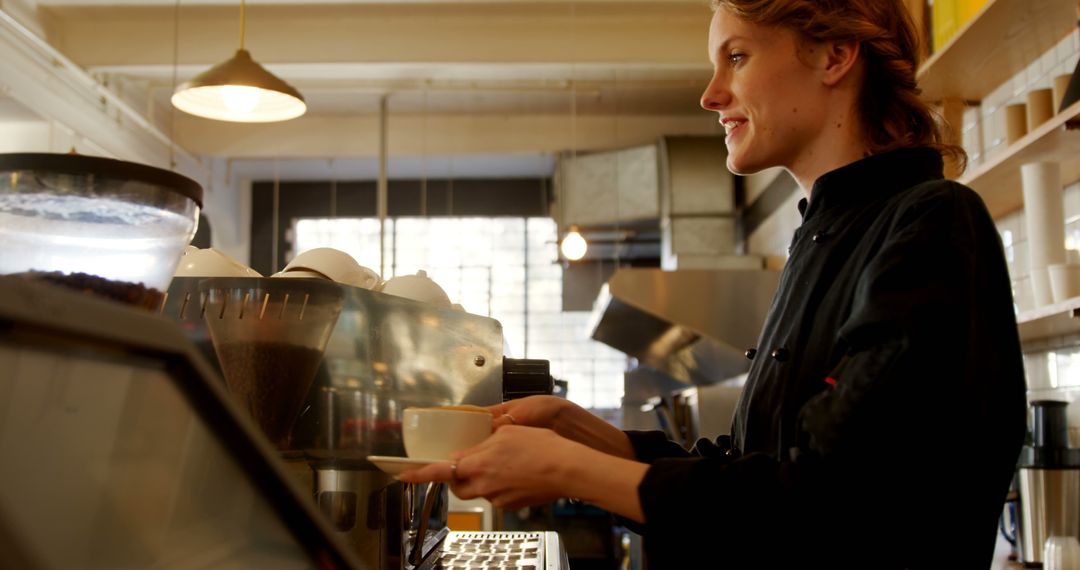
[402, 1, 1027, 567]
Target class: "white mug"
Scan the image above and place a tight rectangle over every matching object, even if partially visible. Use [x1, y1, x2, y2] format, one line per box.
[402, 407, 492, 460]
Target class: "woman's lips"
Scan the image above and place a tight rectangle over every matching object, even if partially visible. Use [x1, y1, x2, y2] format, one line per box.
[723, 119, 746, 142]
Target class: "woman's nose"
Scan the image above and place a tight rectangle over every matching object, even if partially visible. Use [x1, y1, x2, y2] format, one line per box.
[700, 73, 731, 111]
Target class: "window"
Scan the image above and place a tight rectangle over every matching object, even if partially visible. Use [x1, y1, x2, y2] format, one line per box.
[292, 216, 627, 410]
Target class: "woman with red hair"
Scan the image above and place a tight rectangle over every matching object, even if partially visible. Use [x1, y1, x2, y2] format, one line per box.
[405, 1, 1026, 566]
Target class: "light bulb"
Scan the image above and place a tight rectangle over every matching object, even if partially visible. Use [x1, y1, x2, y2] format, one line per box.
[560, 229, 588, 261]
[221, 85, 262, 114]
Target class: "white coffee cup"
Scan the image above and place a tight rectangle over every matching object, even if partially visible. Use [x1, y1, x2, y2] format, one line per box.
[402, 407, 492, 460]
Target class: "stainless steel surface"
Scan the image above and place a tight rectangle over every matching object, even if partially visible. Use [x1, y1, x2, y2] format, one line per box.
[590, 267, 779, 385]
[314, 467, 400, 568]
[694, 382, 744, 441]
[163, 277, 507, 460]
[297, 282, 505, 461]
[1018, 467, 1080, 564]
[411, 483, 447, 566]
[161, 277, 509, 569]
[437, 531, 569, 570]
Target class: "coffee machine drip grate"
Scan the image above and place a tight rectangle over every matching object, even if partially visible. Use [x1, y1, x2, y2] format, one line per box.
[434, 531, 567, 570]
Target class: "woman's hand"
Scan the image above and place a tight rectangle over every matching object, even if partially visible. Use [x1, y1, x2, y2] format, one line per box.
[485, 396, 636, 460]
[398, 426, 648, 522]
[485, 395, 572, 430]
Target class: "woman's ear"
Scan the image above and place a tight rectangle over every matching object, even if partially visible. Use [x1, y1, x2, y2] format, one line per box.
[821, 41, 861, 87]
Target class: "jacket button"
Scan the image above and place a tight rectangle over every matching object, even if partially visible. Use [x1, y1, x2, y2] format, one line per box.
[745, 348, 757, 360]
[812, 231, 826, 243]
[770, 347, 790, 362]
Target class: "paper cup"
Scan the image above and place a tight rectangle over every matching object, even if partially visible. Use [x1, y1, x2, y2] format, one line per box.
[1027, 88, 1055, 131]
[1022, 162, 1066, 308]
[402, 407, 492, 460]
[1053, 74, 1073, 113]
[1006, 103, 1028, 145]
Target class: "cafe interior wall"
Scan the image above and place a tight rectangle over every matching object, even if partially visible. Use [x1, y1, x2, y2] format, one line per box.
[745, 30, 1080, 440]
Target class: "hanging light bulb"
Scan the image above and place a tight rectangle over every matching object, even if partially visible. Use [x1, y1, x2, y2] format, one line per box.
[221, 85, 262, 113]
[560, 225, 588, 261]
[171, 0, 306, 123]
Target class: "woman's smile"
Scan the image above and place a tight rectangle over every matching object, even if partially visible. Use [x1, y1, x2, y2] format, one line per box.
[721, 116, 747, 142]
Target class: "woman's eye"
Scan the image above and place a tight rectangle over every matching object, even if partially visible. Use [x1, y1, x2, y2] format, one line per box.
[728, 52, 745, 66]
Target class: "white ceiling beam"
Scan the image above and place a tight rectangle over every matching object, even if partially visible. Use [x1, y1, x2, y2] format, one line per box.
[0, 8, 207, 181]
[174, 111, 722, 158]
[44, 2, 712, 67]
[0, 0, 45, 37]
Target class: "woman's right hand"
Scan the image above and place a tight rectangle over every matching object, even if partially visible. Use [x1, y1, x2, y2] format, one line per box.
[486, 395, 570, 431]
[485, 395, 636, 460]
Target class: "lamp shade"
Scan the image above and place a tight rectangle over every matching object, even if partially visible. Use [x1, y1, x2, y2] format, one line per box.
[171, 49, 306, 123]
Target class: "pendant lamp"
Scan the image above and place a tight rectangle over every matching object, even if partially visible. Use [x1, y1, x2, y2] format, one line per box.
[560, 225, 588, 261]
[171, 0, 306, 122]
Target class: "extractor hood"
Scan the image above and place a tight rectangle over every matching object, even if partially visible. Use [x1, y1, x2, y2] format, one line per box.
[589, 264, 779, 385]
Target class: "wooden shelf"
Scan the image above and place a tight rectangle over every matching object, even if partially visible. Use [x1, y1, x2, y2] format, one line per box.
[1018, 295, 1080, 344]
[917, 0, 1077, 103]
[960, 99, 1080, 218]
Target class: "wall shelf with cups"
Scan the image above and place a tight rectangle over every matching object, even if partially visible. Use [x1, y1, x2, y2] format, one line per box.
[1017, 294, 1080, 345]
[962, 99, 1080, 219]
[916, 0, 1077, 104]
[912, 0, 1080, 325]
[914, 0, 1080, 218]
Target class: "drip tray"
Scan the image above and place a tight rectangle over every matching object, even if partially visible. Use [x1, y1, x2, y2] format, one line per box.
[435, 531, 567, 570]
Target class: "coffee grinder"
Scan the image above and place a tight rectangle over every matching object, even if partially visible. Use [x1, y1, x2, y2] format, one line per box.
[188, 277, 481, 568]
[1017, 400, 1080, 566]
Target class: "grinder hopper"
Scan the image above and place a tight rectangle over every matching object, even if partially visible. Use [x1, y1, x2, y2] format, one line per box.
[200, 277, 345, 449]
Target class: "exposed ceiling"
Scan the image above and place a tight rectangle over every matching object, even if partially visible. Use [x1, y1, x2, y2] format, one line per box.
[11, 0, 723, 179]
[0, 95, 41, 122]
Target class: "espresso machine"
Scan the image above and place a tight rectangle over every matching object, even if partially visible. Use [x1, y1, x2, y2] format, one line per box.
[164, 275, 557, 569]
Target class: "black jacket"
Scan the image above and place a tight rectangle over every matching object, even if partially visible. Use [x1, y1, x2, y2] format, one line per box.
[625, 148, 1027, 569]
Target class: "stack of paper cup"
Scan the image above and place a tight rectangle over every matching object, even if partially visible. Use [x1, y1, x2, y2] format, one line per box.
[1022, 162, 1066, 307]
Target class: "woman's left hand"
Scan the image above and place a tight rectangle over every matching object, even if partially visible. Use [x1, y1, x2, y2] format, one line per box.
[398, 425, 649, 521]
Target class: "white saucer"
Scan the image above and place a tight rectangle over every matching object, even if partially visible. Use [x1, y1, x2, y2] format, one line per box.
[367, 455, 445, 476]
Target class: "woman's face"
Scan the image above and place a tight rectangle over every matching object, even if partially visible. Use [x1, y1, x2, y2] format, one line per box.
[701, 9, 830, 175]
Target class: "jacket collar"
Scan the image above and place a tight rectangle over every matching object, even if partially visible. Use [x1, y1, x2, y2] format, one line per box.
[797, 147, 945, 220]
